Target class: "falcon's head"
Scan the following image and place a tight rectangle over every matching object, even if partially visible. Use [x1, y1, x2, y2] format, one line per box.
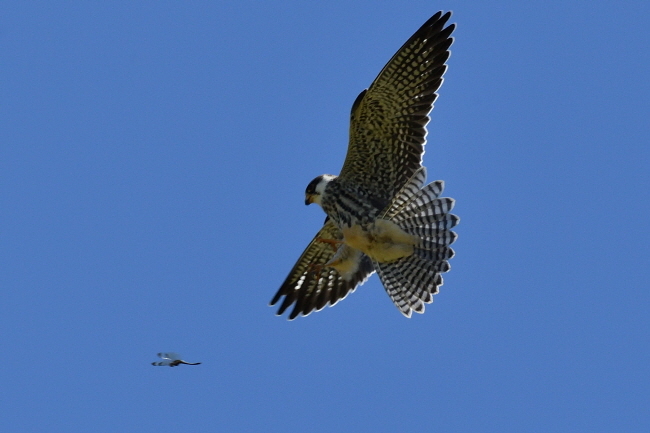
[305, 174, 336, 206]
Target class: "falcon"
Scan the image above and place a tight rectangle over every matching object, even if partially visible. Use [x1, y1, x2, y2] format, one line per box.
[151, 352, 201, 367]
[271, 11, 459, 319]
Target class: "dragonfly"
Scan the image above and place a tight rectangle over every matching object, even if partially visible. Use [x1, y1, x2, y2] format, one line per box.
[151, 352, 201, 367]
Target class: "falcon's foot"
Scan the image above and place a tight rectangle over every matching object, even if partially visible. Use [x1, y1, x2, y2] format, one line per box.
[306, 262, 326, 275]
[315, 237, 343, 252]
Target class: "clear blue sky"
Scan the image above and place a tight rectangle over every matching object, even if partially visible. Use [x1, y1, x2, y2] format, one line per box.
[2, 1, 649, 432]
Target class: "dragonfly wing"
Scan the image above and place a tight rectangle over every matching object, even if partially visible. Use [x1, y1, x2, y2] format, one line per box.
[157, 352, 182, 361]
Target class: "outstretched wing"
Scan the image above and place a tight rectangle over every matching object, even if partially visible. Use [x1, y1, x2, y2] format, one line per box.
[339, 11, 455, 203]
[271, 219, 374, 319]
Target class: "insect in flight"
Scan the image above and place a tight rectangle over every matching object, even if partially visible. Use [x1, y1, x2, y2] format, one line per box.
[151, 352, 201, 367]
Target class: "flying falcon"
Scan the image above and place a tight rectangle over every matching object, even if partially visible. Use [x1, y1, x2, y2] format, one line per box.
[271, 11, 459, 319]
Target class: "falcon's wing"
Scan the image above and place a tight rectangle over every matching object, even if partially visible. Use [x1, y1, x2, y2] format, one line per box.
[271, 219, 375, 320]
[339, 11, 455, 204]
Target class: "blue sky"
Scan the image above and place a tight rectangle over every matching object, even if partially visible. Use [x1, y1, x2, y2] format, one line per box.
[2, 1, 649, 432]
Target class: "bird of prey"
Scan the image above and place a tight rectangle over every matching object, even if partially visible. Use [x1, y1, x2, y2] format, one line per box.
[271, 11, 459, 319]
[151, 352, 201, 367]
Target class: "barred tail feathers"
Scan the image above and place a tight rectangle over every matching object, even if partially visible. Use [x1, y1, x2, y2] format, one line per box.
[376, 175, 459, 317]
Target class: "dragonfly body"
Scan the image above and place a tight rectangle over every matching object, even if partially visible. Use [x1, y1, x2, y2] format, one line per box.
[151, 352, 201, 367]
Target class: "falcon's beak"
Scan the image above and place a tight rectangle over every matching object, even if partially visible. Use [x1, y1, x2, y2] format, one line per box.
[305, 194, 313, 205]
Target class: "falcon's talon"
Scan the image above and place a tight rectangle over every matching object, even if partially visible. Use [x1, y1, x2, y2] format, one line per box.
[314, 237, 342, 252]
[306, 263, 325, 275]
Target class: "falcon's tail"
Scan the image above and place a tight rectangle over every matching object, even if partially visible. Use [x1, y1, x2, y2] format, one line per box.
[376, 168, 459, 317]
